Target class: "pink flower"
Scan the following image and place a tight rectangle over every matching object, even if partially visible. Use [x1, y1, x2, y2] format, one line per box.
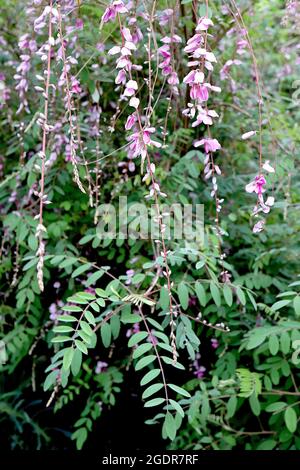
[125, 269, 135, 285]
[184, 34, 203, 54]
[253, 220, 265, 233]
[183, 69, 205, 85]
[102, 1, 127, 23]
[196, 17, 214, 31]
[192, 107, 218, 126]
[262, 160, 275, 173]
[245, 175, 266, 195]
[126, 322, 140, 337]
[158, 9, 173, 26]
[95, 361, 108, 374]
[71, 77, 81, 94]
[123, 79, 138, 97]
[190, 84, 209, 101]
[167, 72, 179, 85]
[115, 69, 126, 85]
[194, 138, 221, 153]
[125, 113, 137, 130]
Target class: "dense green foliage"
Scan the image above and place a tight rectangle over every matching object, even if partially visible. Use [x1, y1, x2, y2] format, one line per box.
[0, 0, 299, 451]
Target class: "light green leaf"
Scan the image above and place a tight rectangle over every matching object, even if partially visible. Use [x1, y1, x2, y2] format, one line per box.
[140, 369, 161, 386]
[142, 383, 164, 399]
[75, 339, 88, 354]
[80, 320, 93, 336]
[62, 305, 82, 312]
[144, 397, 165, 408]
[71, 264, 92, 278]
[85, 310, 96, 326]
[236, 286, 246, 306]
[163, 412, 176, 441]
[128, 331, 149, 347]
[53, 325, 74, 333]
[44, 370, 59, 391]
[51, 336, 72, 343]
[169, 399, 184, 418]
[249, 392, 260, 416]
[178, 282, 189, 310]
[168, 383, 191, 398]
[162, 356, 185, 370]
[147, 318, 164, 331]
[160, 286, 170, 310]
[265, 402, 287, 413]
[271, 299, 291, 312]
[284, 407, 297, 433]
[135, 355, 156, 371]
[210, 282, 221, 306]
[280, 331, 291, 354]
[71, 349, 82, 376]
[226, 395, 237, 419]
[268, 334, 279, 355]
[62, 347, 74, 371]
[195, 281, 207, 306]
[100, 322, 111, 348]
[223, 284, 233, 307]
[132, 342, 153, 359]
[85, 269, 104, 287]
[293, 296, 300, 317]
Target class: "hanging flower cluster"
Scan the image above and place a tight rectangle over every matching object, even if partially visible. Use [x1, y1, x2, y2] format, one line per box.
[33, 2, 57, 291]
[101, 7, 178, 361]
[245, 161, 275, 233]
[183, 16, 223, 213]
[158, 12, 181, 94]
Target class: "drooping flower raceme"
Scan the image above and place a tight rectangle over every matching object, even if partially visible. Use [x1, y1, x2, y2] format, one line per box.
[245, 164, 275, 232]
[183, 16, 223, 213]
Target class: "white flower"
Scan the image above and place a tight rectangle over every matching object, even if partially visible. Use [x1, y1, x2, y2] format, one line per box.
[129, 97, 140, 109]
[262, 160, 275, 173]
[265, 196, 275, 206]
[242, 130, 257, 140]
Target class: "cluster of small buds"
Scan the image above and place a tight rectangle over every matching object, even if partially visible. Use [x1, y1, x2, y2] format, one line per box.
[36, 224, 46, 291]
[33, 181, 52, 206]
[196, 312, 230, 332]
[245, 160, 275, 233]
